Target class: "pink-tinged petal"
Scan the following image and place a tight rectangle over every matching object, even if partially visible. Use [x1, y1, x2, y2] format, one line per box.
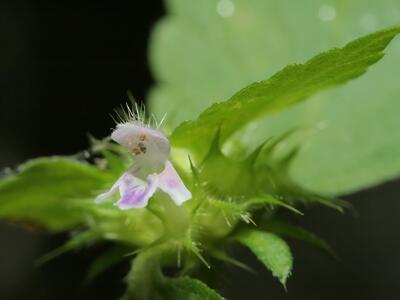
[115, 173, 158, 210]
[95, 175, 123, 203]
[157, 160, 192, 206]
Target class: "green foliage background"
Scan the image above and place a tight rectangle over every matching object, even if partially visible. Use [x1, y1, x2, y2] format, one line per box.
[1, 1, 400, 299]
[149, 0, 400, 196]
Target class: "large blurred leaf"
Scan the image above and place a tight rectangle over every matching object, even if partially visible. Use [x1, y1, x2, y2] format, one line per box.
[237, 229, 292, 286]
[149, 0, 400, 195]
[0, 157, 112, 231]
[170, 27, 399, 158]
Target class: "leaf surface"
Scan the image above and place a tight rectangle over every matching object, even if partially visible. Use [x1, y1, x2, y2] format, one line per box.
[170, 27, 400, 162]
[237, 229, 292, 285]
[149, 0, 400, 195]
[0, 157, 112, 231]
[161, 277, 224, 300]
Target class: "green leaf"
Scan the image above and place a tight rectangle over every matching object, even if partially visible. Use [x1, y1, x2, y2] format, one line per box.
[101, 149, 129, 175]
[122, 248, 164, 300]
[36, 230, 97, 265]
[121, 244, 223, 300]
[149, 0, 400, 196]
[86, 245, 130, 283]
[243, 195, 303, 215]
[236, 229, 292, 286]
[160, 277, 224, 300]
[209, 248, 255, 273]
[261, 220, 337, 259]
[170, 26, 400, 160]
[0, 157, 112, 231]
[193, 128, 344, 212]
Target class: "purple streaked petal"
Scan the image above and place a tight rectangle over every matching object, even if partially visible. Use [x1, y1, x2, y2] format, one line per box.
[157, 160, 192, 206]
[115, 173, 158, 210]
[95, 174, 123, 203]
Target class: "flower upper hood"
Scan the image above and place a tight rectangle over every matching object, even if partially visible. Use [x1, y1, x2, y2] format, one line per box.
[96, 118, 192, 209]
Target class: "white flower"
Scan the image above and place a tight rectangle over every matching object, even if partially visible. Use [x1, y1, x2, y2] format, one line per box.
[96, 112, 191, 209]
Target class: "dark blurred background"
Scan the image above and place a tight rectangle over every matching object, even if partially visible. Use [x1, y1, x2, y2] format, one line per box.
[0, 1, 399, 299]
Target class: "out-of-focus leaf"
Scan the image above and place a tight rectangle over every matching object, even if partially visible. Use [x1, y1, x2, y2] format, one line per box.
[101, 149, 129, 175]
[86, 245, 131, 283]
[170, 27, 400, 160]
[236, 229, 292, 286]
[149, 0, 400, 196]
[209, 248, 255, 273]
[261, 220, 337, 259]
[160, 276, 224, 300]
[122, 245, 171, 300]
[121, 244, 223, 300]
[36, 230, 98, 265]
[0, 157, 113, 231]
